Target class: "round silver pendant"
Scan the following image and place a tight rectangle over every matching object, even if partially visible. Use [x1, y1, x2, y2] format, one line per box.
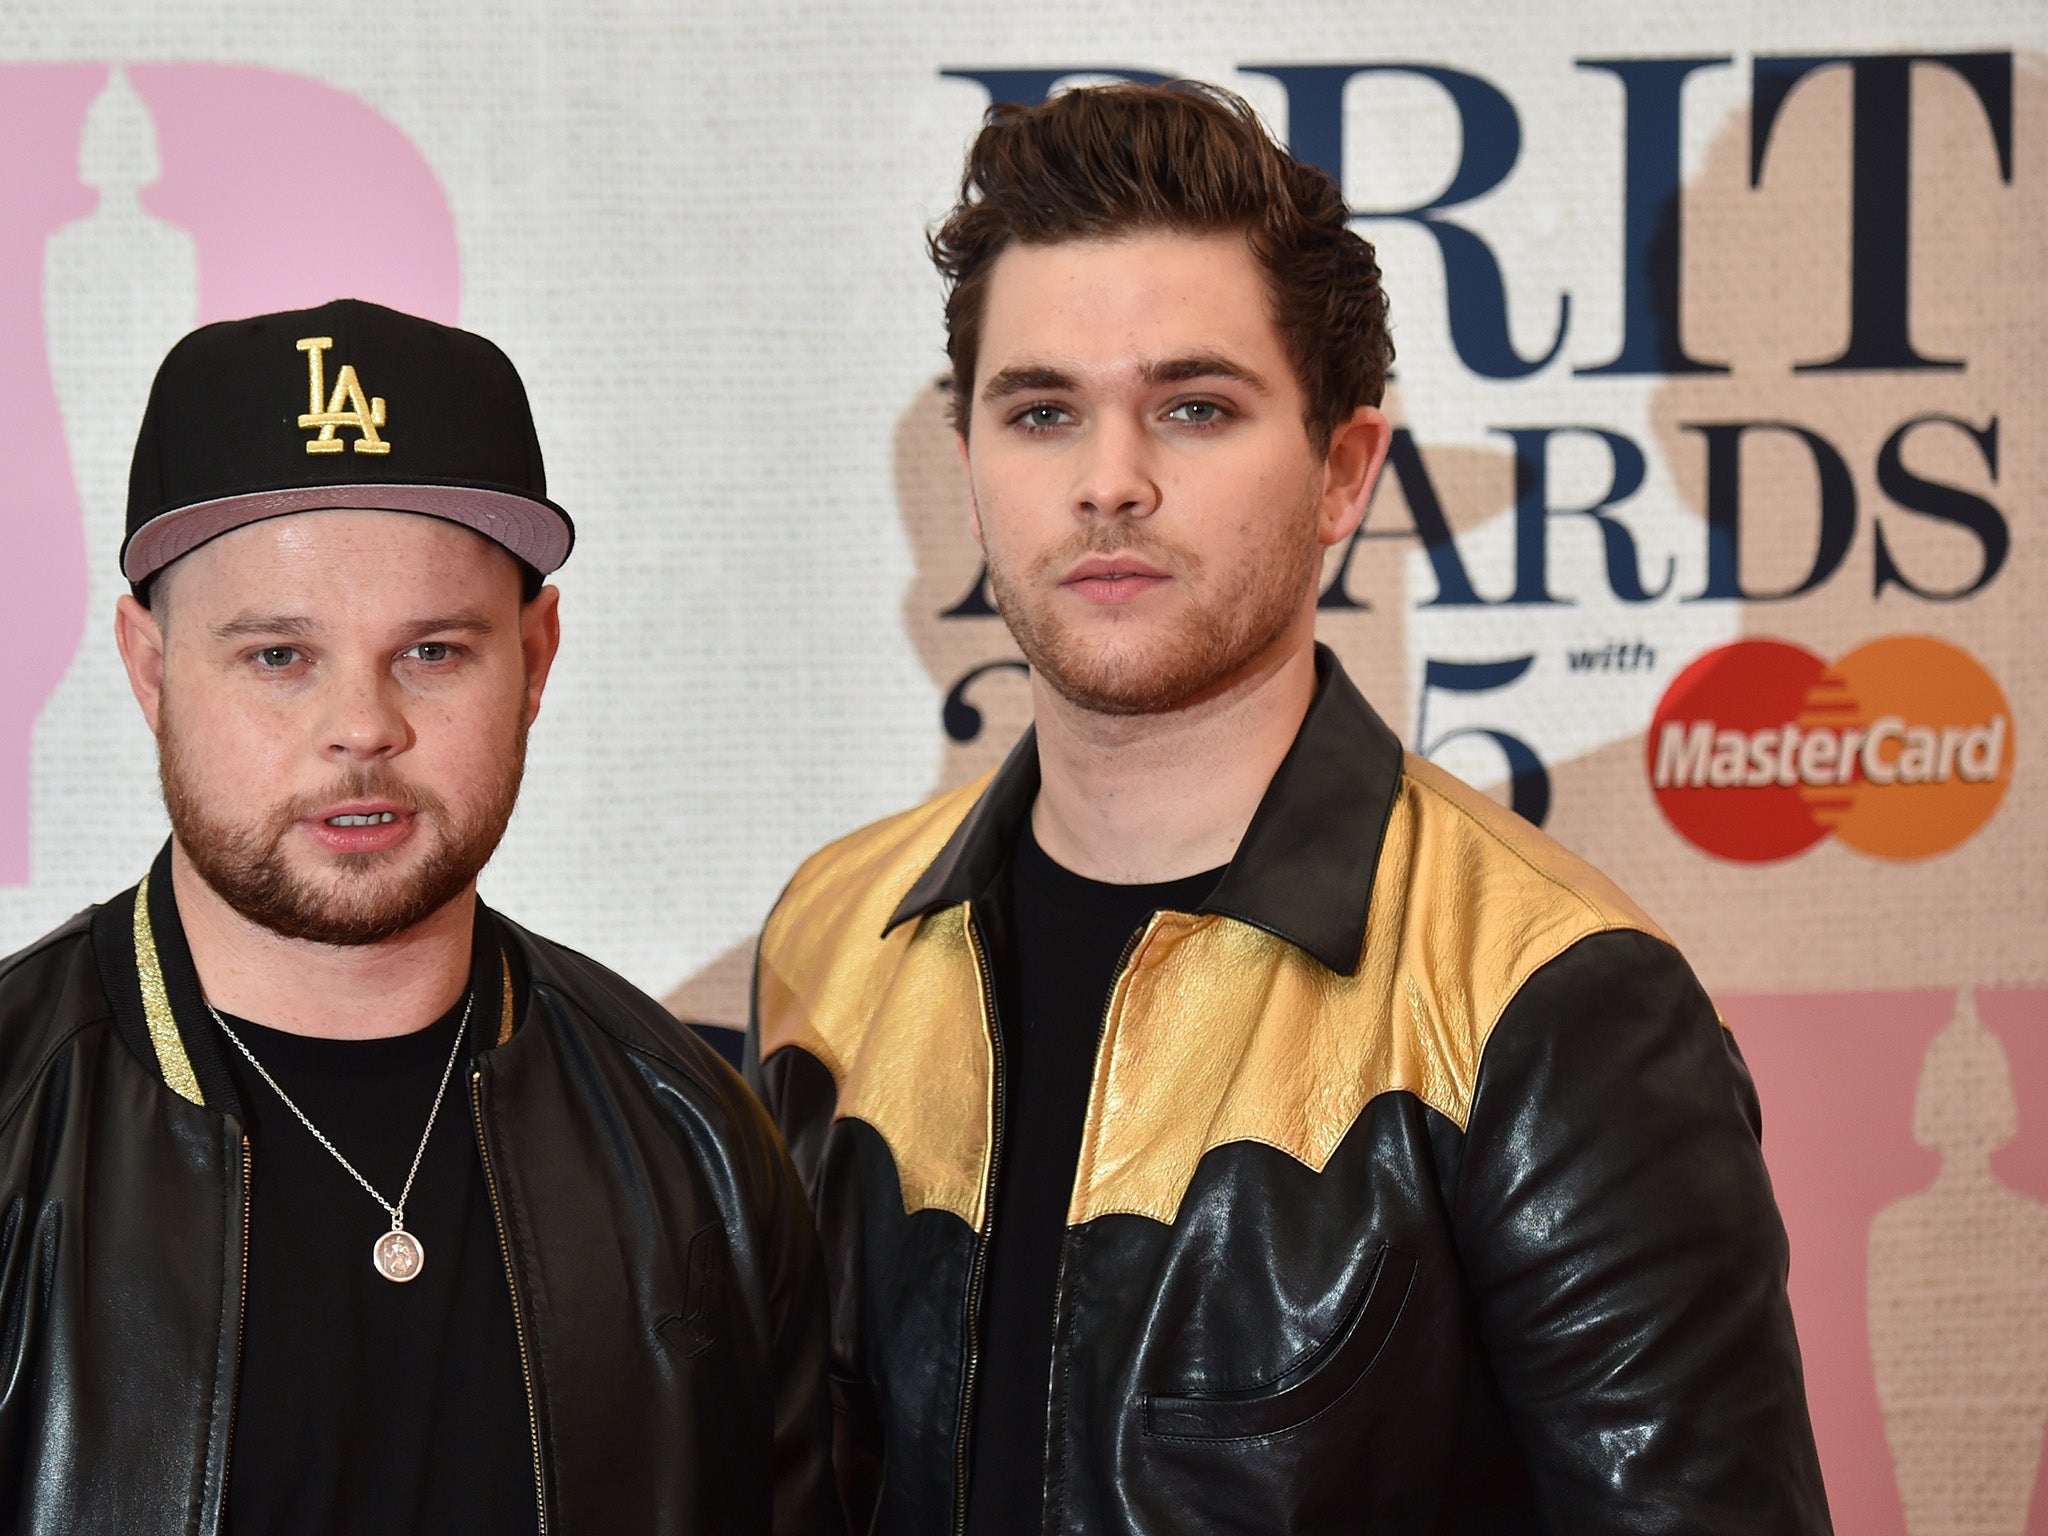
[373, 1228, 425, 1283]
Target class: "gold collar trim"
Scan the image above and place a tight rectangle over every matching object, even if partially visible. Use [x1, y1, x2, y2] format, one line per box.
[497, 951, 516, 1046]
[133, 872, 206, 1107]
[132, 873, 517, 1107]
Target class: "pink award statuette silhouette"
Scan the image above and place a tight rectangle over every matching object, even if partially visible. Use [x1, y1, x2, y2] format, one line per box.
[1727, 990, 1950, 1534]
[128, 64, 459, 325]
[0, 65, 108, 884]
[0, 63, 458, 886]
[1869, 992, 2048, 1536]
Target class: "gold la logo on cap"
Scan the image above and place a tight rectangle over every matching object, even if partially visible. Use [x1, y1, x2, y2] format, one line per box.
[295, 335, 389, 455]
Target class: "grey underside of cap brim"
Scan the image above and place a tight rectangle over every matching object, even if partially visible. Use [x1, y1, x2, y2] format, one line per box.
[123, 484, 572, 583]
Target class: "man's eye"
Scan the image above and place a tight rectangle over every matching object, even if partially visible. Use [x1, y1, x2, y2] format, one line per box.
[1018, 403, 1069, 431]
[408, 642, 453, 663]
[255, 647, 299, 669]
[1168, 400, 1225, 426]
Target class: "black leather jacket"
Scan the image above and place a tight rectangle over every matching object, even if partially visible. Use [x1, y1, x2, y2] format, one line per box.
[749, 649, 1831, 1535]
[0, 844, 836, 1534]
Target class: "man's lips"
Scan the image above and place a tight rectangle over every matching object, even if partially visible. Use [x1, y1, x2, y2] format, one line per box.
[299, 801, 418, 854]
[1061, 556, 1170, 606]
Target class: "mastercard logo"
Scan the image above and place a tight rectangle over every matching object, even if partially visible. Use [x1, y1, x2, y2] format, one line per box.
[1647, 636, 2013, 862]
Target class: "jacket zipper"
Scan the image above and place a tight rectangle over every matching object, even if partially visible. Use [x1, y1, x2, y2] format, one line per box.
[215, 1133, 252, 1532]
[1037, 920, 1151, 1533]
[953, 905, 1006, 1536]
[473, 1070, 548, 1535]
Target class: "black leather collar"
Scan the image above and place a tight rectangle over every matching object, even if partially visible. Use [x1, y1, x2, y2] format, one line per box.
[885, 645, 1405, 976]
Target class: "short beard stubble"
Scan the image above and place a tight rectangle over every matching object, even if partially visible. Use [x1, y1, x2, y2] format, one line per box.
[985, 501, 1322, 718]
[158, 697, 526, 947]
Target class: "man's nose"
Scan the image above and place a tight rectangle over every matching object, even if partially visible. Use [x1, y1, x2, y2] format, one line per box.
[317, 663, 412, 764]
[1072, 414, 1162, 521]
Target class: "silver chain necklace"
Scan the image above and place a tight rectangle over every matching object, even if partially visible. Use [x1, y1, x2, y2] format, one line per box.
[208, 991, 473, 1284]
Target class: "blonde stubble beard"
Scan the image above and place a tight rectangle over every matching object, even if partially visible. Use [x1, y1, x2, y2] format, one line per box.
[983, 497, 1324, 719]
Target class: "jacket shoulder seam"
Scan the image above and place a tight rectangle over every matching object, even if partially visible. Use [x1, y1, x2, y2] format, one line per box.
[497, 909, 748, 1104]
[0, 908, 97, 986]
[528, 970, 729, 1090]
[1404, 768, 1632, 936]
[763, 778, 993, 965]
[774, 787, 977, 899]
[0, 1018, 104, 1140]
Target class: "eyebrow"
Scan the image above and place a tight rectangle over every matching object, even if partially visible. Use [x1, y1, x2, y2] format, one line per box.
[395, 610, 498, 643]
[979, 354, 1271, 405]
[1142, 353, 1271, 392]
[980, 364, 1078, 403]
[211, 613, 316, 640]
[208, 610, 499, 643]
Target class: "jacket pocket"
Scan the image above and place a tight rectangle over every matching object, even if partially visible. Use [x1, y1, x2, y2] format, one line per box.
[1141, 1244, 1417, 1442]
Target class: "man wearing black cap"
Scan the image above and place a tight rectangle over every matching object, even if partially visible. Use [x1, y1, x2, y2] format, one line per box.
[0, 299, 834, 1533]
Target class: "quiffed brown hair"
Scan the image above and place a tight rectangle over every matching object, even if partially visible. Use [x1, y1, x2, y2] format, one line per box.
[930, 80, 1394, 451]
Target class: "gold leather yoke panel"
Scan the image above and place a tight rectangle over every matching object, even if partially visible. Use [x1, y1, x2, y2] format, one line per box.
[757, 777, 996, 1231]
[761, 751, 1681, 1234]
[1067, 753, 1672, 1227]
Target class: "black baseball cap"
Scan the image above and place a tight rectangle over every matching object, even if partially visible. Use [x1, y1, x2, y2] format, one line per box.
[123, 297, 574, 592]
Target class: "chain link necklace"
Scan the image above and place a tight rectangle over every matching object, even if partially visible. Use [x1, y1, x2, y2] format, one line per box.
[209, 991, 473, 1283]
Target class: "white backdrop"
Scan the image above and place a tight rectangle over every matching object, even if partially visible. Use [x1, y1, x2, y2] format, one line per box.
[1, 3, 2044, 1528]
[0, 0, 2026, 999]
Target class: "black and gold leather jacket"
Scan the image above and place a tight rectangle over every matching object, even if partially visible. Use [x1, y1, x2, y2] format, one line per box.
[0, 844, 836, 1534]
[749, 649, 1831, 1535]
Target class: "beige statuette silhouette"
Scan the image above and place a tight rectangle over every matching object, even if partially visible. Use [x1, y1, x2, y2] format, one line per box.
[664, 380, 1020, 1028]
[1867, 992, 2048, 1535]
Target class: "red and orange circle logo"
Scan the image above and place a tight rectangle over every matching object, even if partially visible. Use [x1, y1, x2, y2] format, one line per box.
[1648, 637, 2013, 863]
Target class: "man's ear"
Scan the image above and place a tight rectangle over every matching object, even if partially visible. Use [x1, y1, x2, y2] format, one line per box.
[520, 584, 564, 726]
[1318, 405, 1394, 548]
[114, 594, 168, 734]
[956, 431, 986, 548]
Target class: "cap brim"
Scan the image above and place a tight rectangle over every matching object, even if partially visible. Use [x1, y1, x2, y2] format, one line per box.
[122, 483, 574, 585]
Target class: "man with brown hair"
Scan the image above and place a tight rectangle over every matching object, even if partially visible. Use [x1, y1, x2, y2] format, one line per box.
[749, 84, 1830, 1534]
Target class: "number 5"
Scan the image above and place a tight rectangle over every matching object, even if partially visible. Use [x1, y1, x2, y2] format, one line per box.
[1413, 656, 1551, 826]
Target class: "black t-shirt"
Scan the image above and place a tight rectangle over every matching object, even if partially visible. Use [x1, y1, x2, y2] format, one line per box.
[212, 993, 536, 1536]
[965, 823, 1224, 1536]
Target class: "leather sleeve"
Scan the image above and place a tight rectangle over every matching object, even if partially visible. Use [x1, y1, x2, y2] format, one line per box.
[743, 934, 776, 1120]
[735, 1061, 842, 1536]
[1453, 929, 1833, 1534]
[740, 936, 844, 1536]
